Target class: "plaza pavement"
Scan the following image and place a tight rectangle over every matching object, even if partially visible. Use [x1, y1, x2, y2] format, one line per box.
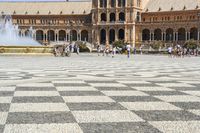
[0, 54, 200, 133]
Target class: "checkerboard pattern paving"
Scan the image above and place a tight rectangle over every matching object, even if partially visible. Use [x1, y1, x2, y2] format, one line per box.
[0, 55, 200, 133]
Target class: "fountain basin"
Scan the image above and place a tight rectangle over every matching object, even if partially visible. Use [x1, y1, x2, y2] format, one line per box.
[0, 45, 52, 55]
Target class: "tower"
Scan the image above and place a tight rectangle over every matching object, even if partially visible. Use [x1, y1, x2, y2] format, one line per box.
[92, 0, 142, 46]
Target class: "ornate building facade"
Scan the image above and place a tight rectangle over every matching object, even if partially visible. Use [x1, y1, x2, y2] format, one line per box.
[0, 0, 199, 47]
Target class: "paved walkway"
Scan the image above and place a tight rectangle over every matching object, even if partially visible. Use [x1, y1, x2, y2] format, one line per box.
[0, 54, 200, 133]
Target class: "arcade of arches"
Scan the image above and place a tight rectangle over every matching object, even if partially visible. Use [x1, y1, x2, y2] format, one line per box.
[34, 29, 89, 43]
[142, 27, 199, 42]
[101, 12, 125, 22]
[100, 28, 125, 45]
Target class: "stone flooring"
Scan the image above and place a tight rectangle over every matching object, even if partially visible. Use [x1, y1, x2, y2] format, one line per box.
[0, 54, 200, 133]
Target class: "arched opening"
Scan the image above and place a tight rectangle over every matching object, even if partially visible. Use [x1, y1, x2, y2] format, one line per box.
[136, 12, 140, 22]
[110, 13, 116, 22]
[111, 0, 115, 7]
[178, 28, 186, 41]
[71, 30, 77, 41]
[81, 30, 89, 41]
[47, 30, 55, 41]
[109, 29, 115, 44]
[119, 12, 125, 21]
[190, 27, 198, 40]
[118, 0, 125, 7]
[59, 30, 66, 41]
[154, 28, 162, 40]
[101, 13, 107, 22]
[36, 30, 43, 41]
[25, 30, 29, 37]
[118, 29, 125, 40]
[142, 29, 150, 41]
[18, 31, 22, 37]
[100, 29, 106, 45]
[100, 0, 107, 8]
[166, 28, 174, 41]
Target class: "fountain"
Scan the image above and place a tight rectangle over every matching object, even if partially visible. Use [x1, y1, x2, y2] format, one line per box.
[0, 15, 52, 55]
[0, 15, 40, 46]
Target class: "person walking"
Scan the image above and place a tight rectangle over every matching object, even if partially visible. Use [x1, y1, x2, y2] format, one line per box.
[167, 46, 172, 58]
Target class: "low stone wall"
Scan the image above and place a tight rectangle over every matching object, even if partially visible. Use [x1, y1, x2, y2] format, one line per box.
[0, 46, 52, 54]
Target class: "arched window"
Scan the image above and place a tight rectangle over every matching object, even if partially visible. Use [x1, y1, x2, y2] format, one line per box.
[59, 30, 66, 41]
[136, 12, 141, 22]
[71, 30, 77, 41]
[111, 0, 115, 7]
[110, 13, 116, 22]
[190, 27, 198, 40]
[118, 29, 125, 40]
[47, 30, 55, 41]
[36, 30, 44, 41]
[119, 12, 125, 21]
[81, 30, 89, 41]
[100, 29, 106, 44]
[25, 30, 30, 37]
[178, 28, 186, 41]
[101, 13, 107, 22]
[109, 29, 115, 44]
[118, 0, 125, 7]
[100, 0, 107, 8]
[166, 28, 173, 41]
[154, 29, 162, 40]
[142, 29, 150, 41]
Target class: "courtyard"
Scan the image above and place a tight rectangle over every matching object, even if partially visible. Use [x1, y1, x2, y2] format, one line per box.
[0, 54, 200, 133]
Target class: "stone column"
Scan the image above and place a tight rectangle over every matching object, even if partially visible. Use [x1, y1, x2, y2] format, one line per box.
[152, 33, 154, 41]
[176, 32, 178, 41]
[198, 31, 200, 40]
[188, 32, 190, 40]
[107, 12, 109, 23]
[107, 0, 109, 8]
[106, 28, 109, 45]
[80, 33, 82, 41]
[185, 32, 188, 41]
[149, 32, 152, 41]
[115, 29, 118, 41]
[55, 33, 57, 42]
[173, 32, 176, 41]
[164, 32, 166, 41]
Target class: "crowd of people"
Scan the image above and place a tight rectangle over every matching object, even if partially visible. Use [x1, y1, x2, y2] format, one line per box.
[96, 44, 132, 58]
[167, 45, 199, 58]
[53, 43, 80, 57]
[53, 42, 199, 58]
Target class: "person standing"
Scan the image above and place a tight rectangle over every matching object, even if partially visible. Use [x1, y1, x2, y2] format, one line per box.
[76, 45, 80, 55]
[112, 46, 116, 58]
[167, 46, 172, 57]
[97, 44, 101, 56]
[126, 44, 131, 58]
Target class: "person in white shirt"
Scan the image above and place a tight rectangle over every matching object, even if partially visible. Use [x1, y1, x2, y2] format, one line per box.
[126, 44, 131, 58]
[112, 46, 116, 58]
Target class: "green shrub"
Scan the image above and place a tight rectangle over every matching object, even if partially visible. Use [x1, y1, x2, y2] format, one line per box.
[76, 42, 90, 52]
[184, 40, 197, 49]
[112, 40, 127, 53]
[151, 41, 164, 50]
